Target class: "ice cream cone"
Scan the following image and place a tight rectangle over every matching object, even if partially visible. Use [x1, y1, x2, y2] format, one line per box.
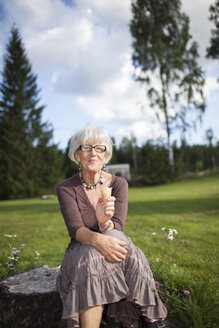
[100, 186, 112, 204]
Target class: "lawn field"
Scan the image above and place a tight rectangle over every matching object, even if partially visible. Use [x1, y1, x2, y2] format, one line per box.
[0, 175, 219, 286]
[126, 175, 219, 285]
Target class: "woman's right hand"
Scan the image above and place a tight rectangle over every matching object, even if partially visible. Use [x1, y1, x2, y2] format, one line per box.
[96, 234, 128, 263]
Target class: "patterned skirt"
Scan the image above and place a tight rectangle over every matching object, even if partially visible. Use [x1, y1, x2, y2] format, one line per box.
[56, 229, 167, 327]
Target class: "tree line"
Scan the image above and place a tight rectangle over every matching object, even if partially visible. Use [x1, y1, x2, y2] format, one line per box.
[62, 134, 219, 186]
[110, 135, 219, 185]
[0, 0, 218, 199]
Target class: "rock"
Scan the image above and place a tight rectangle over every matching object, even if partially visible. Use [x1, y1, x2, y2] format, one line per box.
[0, 266, 65, 328]
[0, 266, 175, 328]
[40, 194, 55, 200]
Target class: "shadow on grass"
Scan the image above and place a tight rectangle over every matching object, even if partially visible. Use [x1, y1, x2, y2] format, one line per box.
[128, 197, 219, 216]
[0, 202, 59, 214]
[1, 197, 219, 216]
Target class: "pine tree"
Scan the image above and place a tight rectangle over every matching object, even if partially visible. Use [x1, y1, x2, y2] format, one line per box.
[206, 0, 219, 60]
[130, 0, 205, 168]
[0, 26, 62, 199]
[62, 138, 78, 179]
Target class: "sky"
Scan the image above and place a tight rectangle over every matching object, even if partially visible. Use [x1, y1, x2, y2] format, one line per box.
[0, 0, 218, 150]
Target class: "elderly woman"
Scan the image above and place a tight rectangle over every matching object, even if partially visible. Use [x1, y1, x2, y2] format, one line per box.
[56, 126, 168, 328]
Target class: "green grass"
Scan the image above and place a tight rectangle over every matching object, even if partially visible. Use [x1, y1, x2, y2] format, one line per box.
[0, 198, 69, 273]
[0, 175, 219, 287]
[126, 175, 219, 285]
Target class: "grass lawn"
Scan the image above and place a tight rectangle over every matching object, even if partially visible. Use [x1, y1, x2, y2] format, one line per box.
[0, 174, 219, 287]
[126, 175, 219, 286]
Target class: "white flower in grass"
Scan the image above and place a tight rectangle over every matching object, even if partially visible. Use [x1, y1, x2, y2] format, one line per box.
[35, 251, 40, 258]
[4, 234, 12, 238]
[156, 258, 160, 262]
[13, 235, 17, 237]
[169, 228, 178, 234]
[11, 250, 20, 255]
[167, 228, 179, 240]
[161, 227, 165, 231]
[152, 232, 157, 236]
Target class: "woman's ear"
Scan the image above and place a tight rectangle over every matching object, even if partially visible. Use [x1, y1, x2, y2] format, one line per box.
[74, 151, 80, 163]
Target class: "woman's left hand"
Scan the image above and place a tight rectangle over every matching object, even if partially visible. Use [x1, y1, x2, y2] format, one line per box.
[96, 196, 116, 226]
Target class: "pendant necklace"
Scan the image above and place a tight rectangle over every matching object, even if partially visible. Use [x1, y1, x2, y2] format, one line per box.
[80, 171, 103, 190]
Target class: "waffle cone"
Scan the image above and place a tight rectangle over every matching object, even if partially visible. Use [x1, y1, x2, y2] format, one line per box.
[100, 187, 112, 204]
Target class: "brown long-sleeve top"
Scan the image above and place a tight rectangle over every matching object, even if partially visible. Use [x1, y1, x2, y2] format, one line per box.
[56, 174, 128, 245]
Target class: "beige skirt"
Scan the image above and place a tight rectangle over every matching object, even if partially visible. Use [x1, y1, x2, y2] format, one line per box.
[56, 229, 167, 328]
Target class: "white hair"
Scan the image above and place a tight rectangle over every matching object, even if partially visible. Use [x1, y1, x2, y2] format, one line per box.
[68, 125, 113, 164]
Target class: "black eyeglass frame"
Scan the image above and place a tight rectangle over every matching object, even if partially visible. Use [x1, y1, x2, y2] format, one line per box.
[78, 145, 107, 153]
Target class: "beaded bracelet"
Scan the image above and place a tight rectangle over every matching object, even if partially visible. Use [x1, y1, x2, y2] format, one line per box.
[98, 220, 113, 232]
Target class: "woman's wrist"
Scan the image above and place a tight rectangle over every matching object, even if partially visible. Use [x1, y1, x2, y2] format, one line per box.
[98, 219, 113, 232]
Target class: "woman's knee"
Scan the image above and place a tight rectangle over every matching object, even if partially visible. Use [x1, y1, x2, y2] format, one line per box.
[103, 229, 129, 243]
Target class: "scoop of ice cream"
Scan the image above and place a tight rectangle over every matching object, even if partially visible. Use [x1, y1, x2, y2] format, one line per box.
[100, 187, 112, 204]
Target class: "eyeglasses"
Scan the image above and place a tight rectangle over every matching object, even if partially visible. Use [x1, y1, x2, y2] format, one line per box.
[78, 145, 107, 153]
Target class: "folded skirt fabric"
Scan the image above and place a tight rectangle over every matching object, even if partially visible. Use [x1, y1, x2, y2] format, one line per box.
[56, 229, 167, 328]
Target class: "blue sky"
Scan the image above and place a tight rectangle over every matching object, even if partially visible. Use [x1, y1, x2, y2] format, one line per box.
[0, 0, 218, 150]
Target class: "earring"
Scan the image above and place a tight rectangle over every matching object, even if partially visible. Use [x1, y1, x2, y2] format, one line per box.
[102, 164, 106, 171]
[78, 164, 82, 171]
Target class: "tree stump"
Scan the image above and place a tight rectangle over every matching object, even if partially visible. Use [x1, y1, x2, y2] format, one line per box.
[0, 266, 174, 328]
[0, 265, 65, 328]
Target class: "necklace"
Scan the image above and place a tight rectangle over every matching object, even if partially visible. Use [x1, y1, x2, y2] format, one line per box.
[80, 171, 103, 190]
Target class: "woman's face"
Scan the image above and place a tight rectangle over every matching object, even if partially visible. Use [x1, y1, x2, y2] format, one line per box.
[75, 140, 106, 174]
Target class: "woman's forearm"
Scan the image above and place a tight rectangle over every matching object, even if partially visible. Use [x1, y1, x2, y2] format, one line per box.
[75, 227, 102, 248]
[76, 226, 127, 263]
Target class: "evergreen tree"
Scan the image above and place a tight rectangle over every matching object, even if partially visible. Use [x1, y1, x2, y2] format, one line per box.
[130, 0, 205, 168]
[0, 26, 62, 199]
[108, 136, 118, 165]
[62, 138, 78, 179]
[139, 141, 169, 185]
[206, 0, 219, 60]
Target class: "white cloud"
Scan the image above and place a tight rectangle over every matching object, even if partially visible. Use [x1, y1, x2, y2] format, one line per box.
[75, 0, 132, 26]
[0, 0, 218, 147]
[3, 0, 58, 29]
[129, 121, 166, 142]
[72, 54, 160, 125]
[51, 15, 131, 94]
[27, 17, 93, 70]
[181, 0, 216, 71]
[52, 37, 128, 94]
[204, 77, 219, 100]
[115, 121, 166, 146]
[1, 0, 94, 70]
